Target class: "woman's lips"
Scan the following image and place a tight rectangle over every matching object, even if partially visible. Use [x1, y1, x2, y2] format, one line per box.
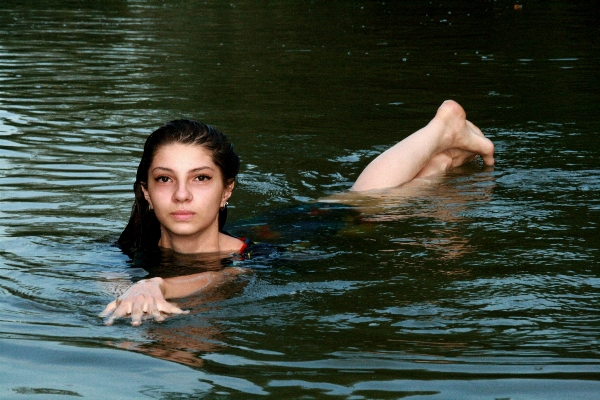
[171, 210, 195, 221]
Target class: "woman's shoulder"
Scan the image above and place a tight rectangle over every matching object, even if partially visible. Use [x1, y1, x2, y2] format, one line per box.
[219, 232, 249, 254]
[221, 233, 278, 263]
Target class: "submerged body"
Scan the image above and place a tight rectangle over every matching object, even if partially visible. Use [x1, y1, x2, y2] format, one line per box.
[101, 100, 495, 326]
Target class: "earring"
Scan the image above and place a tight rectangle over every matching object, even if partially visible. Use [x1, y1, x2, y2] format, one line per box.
[220, 201, 228, 211]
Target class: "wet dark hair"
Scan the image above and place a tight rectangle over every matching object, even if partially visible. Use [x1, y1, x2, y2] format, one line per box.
[117, 119, 240, 253]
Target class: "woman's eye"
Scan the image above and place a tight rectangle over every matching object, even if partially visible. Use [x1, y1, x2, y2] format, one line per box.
[195, 175, 211, 182]
[156, 176, 171, 183]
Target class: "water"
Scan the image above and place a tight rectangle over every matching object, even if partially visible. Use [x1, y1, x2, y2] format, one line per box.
[1, 0, 599, 398]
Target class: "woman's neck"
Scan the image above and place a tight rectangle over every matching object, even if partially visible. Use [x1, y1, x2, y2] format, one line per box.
[158, 228, 241, 255]
[158, 225, 220, 254]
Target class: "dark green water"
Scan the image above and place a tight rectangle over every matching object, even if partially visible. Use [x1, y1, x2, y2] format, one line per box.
[0, 0, 599, 398]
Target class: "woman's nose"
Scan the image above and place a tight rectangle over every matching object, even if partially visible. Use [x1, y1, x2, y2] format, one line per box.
[173, 182, 192, 202]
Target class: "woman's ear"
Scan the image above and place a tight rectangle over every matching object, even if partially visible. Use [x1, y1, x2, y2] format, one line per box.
[140, 182, 153, 209]
[221, 179, 235, 206]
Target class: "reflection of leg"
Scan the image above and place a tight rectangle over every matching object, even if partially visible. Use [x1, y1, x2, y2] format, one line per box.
[351, 100, 494, 191]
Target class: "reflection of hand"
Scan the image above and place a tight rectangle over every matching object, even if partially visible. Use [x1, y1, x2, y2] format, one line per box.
[100, 277, 189, 326]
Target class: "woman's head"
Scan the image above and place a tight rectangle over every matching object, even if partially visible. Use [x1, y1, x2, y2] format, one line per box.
[118, 120, 240, 252]
[136, 120, 239, 188]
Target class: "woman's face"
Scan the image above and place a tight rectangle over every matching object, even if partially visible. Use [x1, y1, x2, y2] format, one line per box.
[141, 143, 233, 244]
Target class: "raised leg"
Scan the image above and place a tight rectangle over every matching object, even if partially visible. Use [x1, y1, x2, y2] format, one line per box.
[351, 100, 494, 192]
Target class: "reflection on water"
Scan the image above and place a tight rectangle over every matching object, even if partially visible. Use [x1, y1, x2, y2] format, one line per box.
[0, 0, 599, 398]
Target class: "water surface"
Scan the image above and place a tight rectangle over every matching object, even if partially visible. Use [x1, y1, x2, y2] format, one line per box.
[0, 0, 599, 398]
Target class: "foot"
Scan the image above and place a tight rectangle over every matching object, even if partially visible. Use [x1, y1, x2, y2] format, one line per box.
[414, 101, 495, 178]
[433, 100, 495, 166]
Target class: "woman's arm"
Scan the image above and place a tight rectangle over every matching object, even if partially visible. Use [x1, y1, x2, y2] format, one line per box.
[100, 267, 246, 326]
[351, 100, 495, 192]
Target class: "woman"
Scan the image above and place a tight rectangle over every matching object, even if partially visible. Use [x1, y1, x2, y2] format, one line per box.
[100, 100, 495, 326]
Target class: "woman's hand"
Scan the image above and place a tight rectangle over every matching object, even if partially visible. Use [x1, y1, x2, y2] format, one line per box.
[99, 277, 189, 326]
[99, 268, 247, 326]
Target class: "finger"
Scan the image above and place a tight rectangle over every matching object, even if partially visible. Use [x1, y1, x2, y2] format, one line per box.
[131, 301, 144, 327]
[141, 298, 164, 323]
[99, 300, 118, 317]
[157, 301, 189, 315]
[150, 308, 165, 323]
[104, 301, 133, 326]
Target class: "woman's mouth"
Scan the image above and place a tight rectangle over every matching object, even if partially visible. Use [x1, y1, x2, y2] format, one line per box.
[171, 210, 195, 221]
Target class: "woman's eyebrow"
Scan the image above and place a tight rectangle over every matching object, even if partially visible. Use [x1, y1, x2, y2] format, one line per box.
[150, 166, 174, 173]
[150, 166, 214, 173]
[189, 166, 215, 173]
